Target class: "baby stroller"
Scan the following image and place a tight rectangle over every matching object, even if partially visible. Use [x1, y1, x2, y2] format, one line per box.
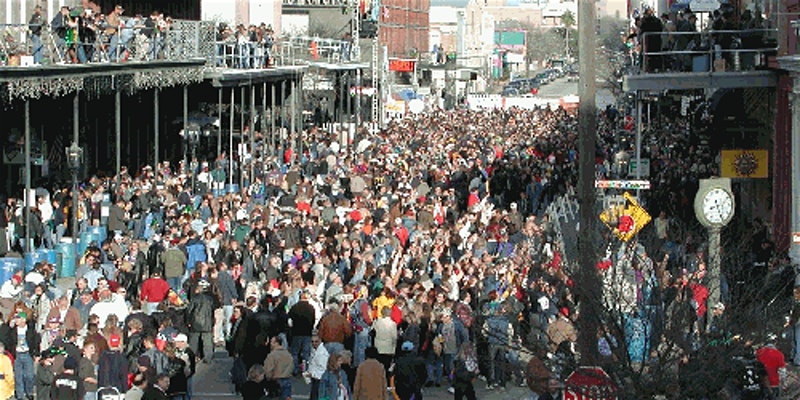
[98, 387, 122, 400]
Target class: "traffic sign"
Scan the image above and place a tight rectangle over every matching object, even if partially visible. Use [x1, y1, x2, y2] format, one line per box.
[564, 366, 618, 400]
[628, 159, 650, 177]
[599, 192, 652, 242]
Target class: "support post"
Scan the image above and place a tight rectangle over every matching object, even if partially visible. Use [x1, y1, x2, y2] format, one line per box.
[790, 89, 800, 280]
[576, 0, 600, 365]
[183, 85, 189, 180]
[115, 89, 121, 187]
[217, 87, 223, 157]
[72, 92, 79, 262]
[281, 81, 286, 158]
[250, 84, 256, 184]
[154, 88, 159, 175]
[707, 226, 722, 331]
[262, 82, 267, 158]
[635, 92, 642, 180]
[240, 86, 245, 187]
[24, 101, 31, 252]
[271, 84, 276, 157]
[290, 78, 297, 163]
[229, 88, 235, 187]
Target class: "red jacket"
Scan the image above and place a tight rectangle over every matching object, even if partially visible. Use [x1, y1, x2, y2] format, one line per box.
[756, 345, 786, 387]
[140, 277, 170, 303]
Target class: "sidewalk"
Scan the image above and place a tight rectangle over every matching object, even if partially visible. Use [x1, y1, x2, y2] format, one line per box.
[192, 348, 535, 400]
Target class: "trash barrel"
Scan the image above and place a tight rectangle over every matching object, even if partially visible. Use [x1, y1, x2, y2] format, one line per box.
[87, 226, 107, 244]
[0, 258, 24, 284]
[56, 243, 77, 278]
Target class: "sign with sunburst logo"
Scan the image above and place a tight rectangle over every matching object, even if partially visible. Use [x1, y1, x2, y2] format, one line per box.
[720, 150, 768, 178]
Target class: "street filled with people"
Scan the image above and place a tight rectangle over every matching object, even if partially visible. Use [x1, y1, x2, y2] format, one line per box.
[0, 99, 797, 400]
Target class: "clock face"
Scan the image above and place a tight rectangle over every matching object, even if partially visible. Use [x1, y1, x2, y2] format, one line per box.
[701, 188, 734, 225]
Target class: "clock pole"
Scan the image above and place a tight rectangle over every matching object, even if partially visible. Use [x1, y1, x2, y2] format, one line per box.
[707, 226, 722, 332]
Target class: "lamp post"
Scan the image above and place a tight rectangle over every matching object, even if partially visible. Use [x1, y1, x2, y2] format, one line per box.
[65, 142, 83, 268]
[183, 123, 201, 193]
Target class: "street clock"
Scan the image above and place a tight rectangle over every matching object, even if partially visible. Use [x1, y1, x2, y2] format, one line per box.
[694, 178, 735, 228]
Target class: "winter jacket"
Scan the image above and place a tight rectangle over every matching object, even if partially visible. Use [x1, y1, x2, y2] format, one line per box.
[187, 292, 218, 333]
[98, 349, 129, 393]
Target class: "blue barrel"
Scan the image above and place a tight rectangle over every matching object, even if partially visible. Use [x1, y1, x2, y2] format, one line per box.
[225, 184, 240, 194]
[79, 231, 99, 255]
[24, 251, 47, 272]
[0, 258, 24, 284]
[38, 248, 58, 265]
[56, 243, 77, 278]
[87, 226, 107, 244]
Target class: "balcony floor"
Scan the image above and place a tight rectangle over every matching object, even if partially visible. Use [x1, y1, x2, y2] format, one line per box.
[623, 70, 777, 92]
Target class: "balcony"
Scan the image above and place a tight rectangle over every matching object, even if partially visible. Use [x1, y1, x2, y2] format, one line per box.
[282, 0, 349, 6]
[623, 29, 778, 92]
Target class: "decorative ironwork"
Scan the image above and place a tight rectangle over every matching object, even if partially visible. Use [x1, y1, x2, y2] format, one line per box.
[5, 76, 84, 102]
[131, 67, 205, 92]
[733, 150, 759, 177]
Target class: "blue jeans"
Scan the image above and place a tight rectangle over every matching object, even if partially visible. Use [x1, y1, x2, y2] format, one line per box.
[488, 344, 506, 387]
[277, 377, 291, 399]
[353, 329, 370, 367]
[14, 352, 34, 399]
[84, 392, 97, 400]
[442, 353, 454, 382]
[290, 335, 311, 375]
[426, 352, 443, 385]
[168, 277, 182, 293]
[324, 342, 344, 355]
[31, 35, 43, 63]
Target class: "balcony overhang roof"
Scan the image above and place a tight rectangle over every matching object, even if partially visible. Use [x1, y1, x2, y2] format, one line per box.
[623, 70, 777, 92]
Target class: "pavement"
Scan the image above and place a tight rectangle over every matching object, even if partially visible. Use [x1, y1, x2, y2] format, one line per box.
[192, 348, 536, 400]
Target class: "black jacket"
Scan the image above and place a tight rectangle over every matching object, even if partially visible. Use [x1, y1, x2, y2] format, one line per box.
[288, 301, 315, 337]
[187, 291, 218, 333]
[2, 322, 41, 357]
[98, 349, 129, 393]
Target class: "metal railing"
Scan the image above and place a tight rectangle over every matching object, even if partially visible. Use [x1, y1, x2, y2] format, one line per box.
[638, 28, 778, 74]
[282, 0, 348, 5]
[1, 20, 354, 70]
[0, 20, 215, 66]
[275, 36, 355, 66]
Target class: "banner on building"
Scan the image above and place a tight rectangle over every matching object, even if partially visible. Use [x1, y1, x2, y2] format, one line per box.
[388, 59, 416, 72]
[720, 149, 768, 178]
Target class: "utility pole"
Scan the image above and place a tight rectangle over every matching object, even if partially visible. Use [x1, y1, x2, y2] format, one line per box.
[576, 0, 600, 365]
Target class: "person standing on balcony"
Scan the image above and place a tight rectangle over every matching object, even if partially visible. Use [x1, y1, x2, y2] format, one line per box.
[106, 5, 125, 61]
[50, 6, 71, 61]
[28, 5, 45, 64]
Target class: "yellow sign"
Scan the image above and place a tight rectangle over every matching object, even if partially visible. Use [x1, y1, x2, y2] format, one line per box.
[599, 192, 652, 242]
[720, 149, 768, 178]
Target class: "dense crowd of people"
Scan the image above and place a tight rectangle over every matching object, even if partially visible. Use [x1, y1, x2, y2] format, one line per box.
[0, 100, 796, 400]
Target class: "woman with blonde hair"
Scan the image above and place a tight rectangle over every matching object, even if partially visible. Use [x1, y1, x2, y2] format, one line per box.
[101, 314, 123, 344]
[319, 352, 352, 400]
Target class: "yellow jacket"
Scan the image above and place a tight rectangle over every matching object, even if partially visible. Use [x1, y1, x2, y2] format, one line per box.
[0, 353, 14, 400]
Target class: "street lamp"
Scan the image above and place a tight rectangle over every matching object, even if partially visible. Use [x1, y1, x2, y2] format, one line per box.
[182, 123, 201, 192]
[65, 142, 83, 270]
